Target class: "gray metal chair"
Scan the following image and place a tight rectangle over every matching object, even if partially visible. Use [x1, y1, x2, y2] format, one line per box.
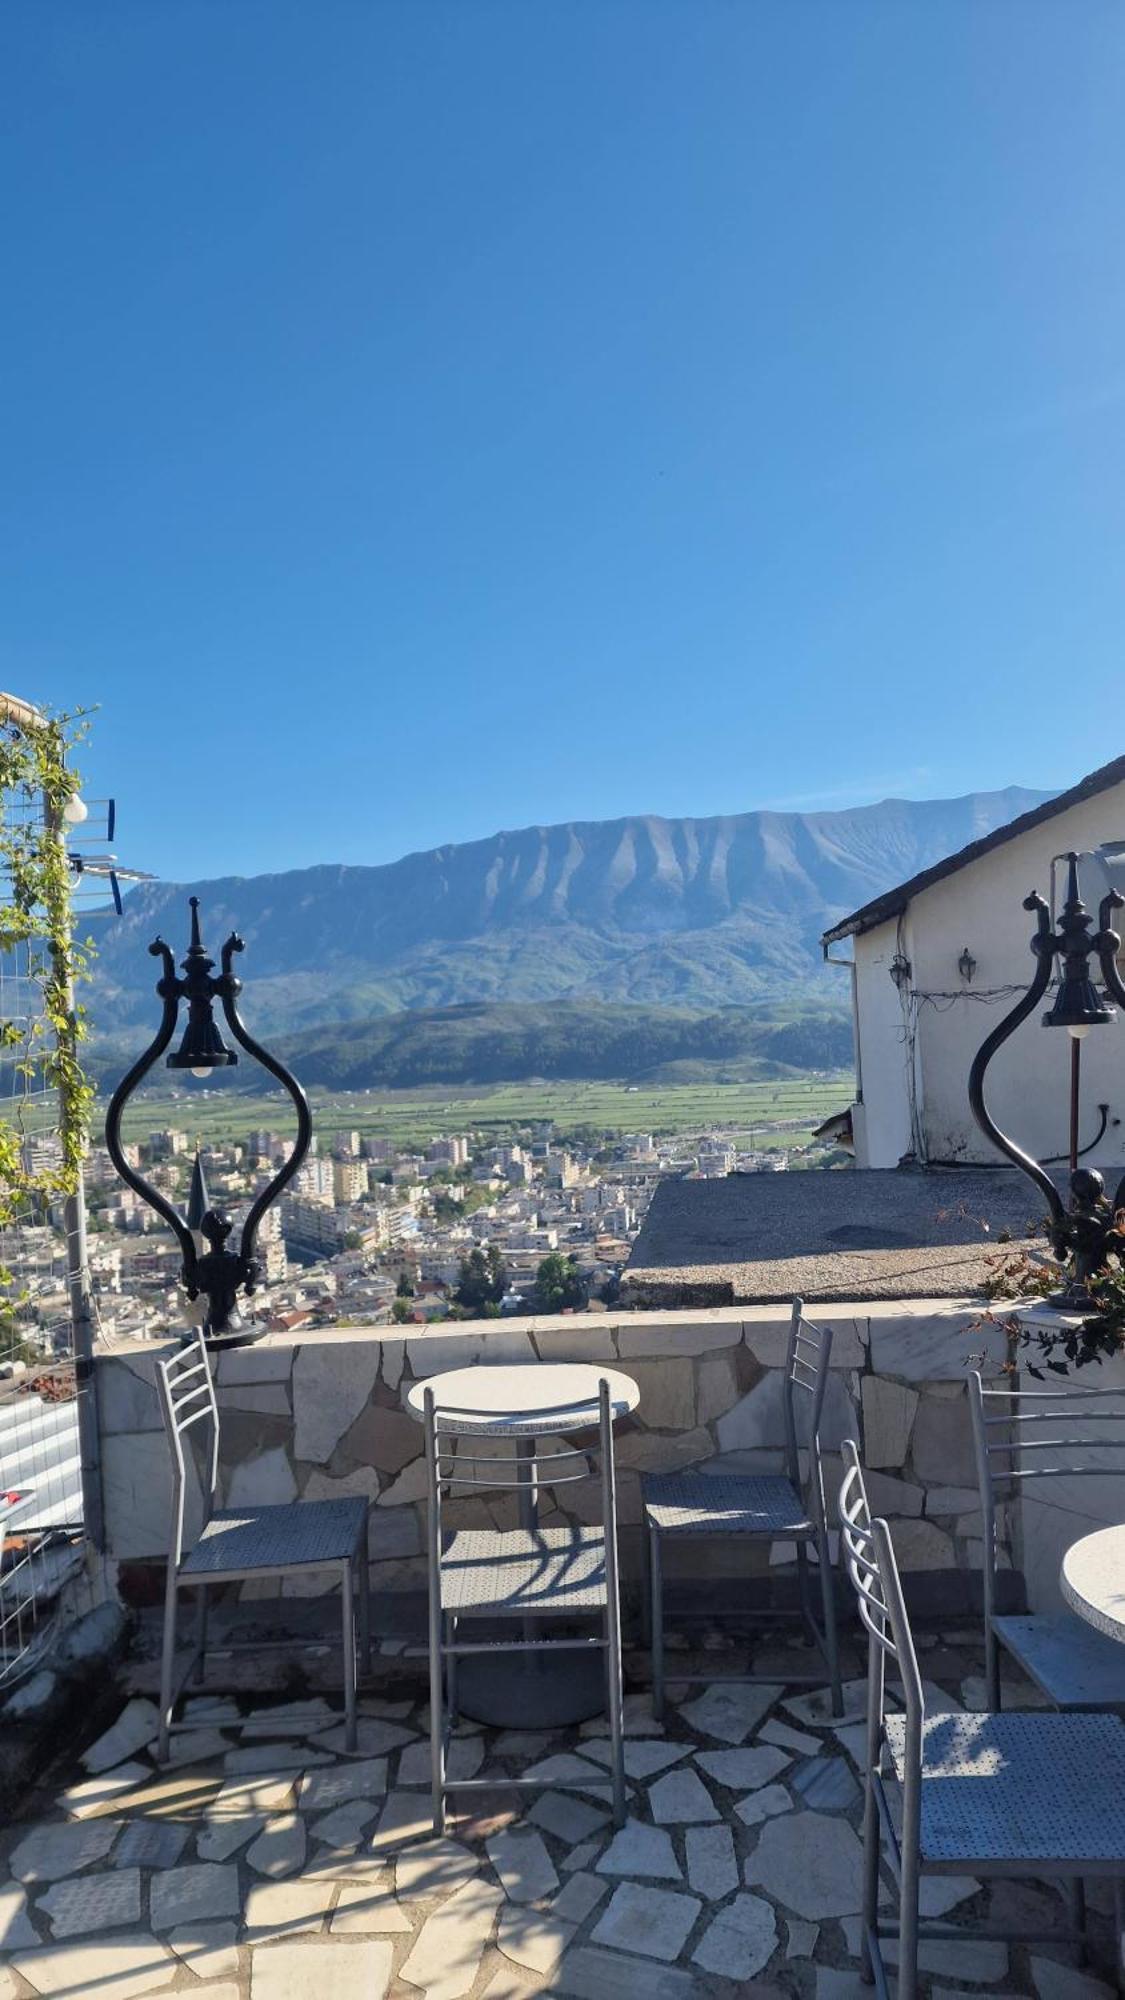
[968, 1369, 1125, 1712]
[643, 1296, 841, 1719]
[839, 1437, 1125, 2000]
[155, 1329, 370, 1761]
[423, 1376, 625, 1834]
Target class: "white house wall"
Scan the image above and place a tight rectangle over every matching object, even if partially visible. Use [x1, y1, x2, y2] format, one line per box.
[852, 776, 1125, 1175]
[851, 920, 917, 1169]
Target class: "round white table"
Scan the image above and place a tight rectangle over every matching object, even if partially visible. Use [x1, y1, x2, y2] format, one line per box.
[405, 1361, 640, 1724]
[407, 1358, 638, 1453]
[1061, 1525, 1125, 1643]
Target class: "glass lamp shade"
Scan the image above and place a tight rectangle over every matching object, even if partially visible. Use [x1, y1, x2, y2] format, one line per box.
[1042, 976, 1114, 1032]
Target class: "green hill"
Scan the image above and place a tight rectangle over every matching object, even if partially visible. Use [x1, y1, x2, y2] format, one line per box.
[91, 1000, 852, 1093]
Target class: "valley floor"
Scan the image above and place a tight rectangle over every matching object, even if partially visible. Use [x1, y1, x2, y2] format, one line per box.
[114, 1075, 855, 1155]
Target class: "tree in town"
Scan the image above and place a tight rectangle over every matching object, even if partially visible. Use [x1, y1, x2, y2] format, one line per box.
[534, 1251, 587, 1314]
[455, 1244, 508, 1314]
[395, 1269, 415, 1297]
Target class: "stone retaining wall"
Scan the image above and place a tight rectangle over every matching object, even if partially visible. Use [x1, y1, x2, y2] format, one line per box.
[95, 1301, 1026, 1620]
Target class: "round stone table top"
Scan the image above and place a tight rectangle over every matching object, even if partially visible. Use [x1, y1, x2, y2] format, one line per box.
[405, 1361, 639, 1435]
[1061, 1525, 1125, 1643]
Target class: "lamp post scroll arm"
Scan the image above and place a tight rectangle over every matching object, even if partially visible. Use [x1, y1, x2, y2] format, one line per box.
[1096, 891, 1125, 1010]
[967, 892, 1065, 1233]
[217, 933, 312, 1275]
[104, 937, 199, 1285]
[1093, 891, 1125, 1218]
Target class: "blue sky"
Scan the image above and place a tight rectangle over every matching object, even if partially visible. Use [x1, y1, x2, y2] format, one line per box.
[2, 2, 1123, 884]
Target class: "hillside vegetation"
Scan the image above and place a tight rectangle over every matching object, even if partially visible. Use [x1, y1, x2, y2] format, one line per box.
[88, 999, 853, 1093]
[276, 1000, 854, 1089]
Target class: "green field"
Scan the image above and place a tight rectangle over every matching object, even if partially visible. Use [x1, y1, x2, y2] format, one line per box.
[110, 1073, 854, 1154]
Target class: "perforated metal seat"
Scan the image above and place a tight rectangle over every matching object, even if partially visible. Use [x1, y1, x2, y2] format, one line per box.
[644, 1470, 813, 1537]
[439, 1525, 609, 1616]
[885, 1709, 1125, 1869]
[991, 1611, 1125, 1711]
[182, 1497, 368, 1580]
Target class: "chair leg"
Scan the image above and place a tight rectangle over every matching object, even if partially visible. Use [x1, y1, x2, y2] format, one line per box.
[640, 1513, 652, 1649]
[985, 1618, 1002, 1712]
[604, 1589, 626, 1830]
[193, 1584, 209, 1687]
[158, 1562, 180, 1765]
[796, 1539, 814, 1644]
[429, 1584, 446, 1838]
[896, 1802, 921, 2000]
[357, 1544, 372, 1679]
[341, 1561, 357, 1753]
[859, 1683, 881, 1990]
[816, 1524, 843, 1718]
[649, 1523, 665, 1722]
[445, 1616, 459, 1724]
[859, 1769, 880, 1986]
[1067, 1878, 1087, 1967]
[1113, 1877, 1124, 1993]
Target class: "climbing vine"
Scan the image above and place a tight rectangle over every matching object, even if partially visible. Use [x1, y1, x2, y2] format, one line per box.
[0, 709, 96, 1253]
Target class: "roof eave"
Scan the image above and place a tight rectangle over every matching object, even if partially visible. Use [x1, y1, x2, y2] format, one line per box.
[822, 901, 906, 946]
[818, 753, 1125, 951]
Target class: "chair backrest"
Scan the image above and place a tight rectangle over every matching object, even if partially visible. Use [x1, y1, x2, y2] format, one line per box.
[155, 1329, 220, 1569]
[422, 1374, 619, 1559]
[968, 1367, 1125, 1623]
[839, 1438, 925, 1769]
[782, 1296, 834, 1506]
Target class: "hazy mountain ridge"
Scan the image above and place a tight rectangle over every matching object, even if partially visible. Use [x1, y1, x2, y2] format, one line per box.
[85, 785, 1051, 1036]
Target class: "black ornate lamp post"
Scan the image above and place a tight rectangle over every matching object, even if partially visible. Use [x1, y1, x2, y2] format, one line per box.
[968, 851, 1125, 1306]
[105, 897, 312, 1349]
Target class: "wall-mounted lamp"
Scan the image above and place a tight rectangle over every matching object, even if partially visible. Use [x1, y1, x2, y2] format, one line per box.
[105, 896, 311, 1348]
[958, 946, 977, 984]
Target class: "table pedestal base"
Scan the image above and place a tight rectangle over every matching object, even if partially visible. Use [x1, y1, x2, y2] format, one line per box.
[455, 1649, 608, 1729]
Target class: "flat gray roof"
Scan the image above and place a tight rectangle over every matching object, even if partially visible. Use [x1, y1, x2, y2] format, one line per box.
[624, 1167, 1044, 1304]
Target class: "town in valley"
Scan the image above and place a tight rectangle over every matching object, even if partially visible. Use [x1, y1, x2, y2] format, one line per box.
[21, 1074, 851, 1348]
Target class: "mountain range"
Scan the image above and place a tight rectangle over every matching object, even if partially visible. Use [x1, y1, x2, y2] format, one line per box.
[85, 786, 1052, 1057]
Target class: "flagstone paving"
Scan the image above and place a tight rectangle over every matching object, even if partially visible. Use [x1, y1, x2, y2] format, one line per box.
[684, 1826, 737, 1902]
[691, 1890, 776, 1980]
[526, 1794, 606, 1848]
[734, 1781, 792, 1829]
[246, 1815, 306, 1881]
[0, 1644, 1119, 1996]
